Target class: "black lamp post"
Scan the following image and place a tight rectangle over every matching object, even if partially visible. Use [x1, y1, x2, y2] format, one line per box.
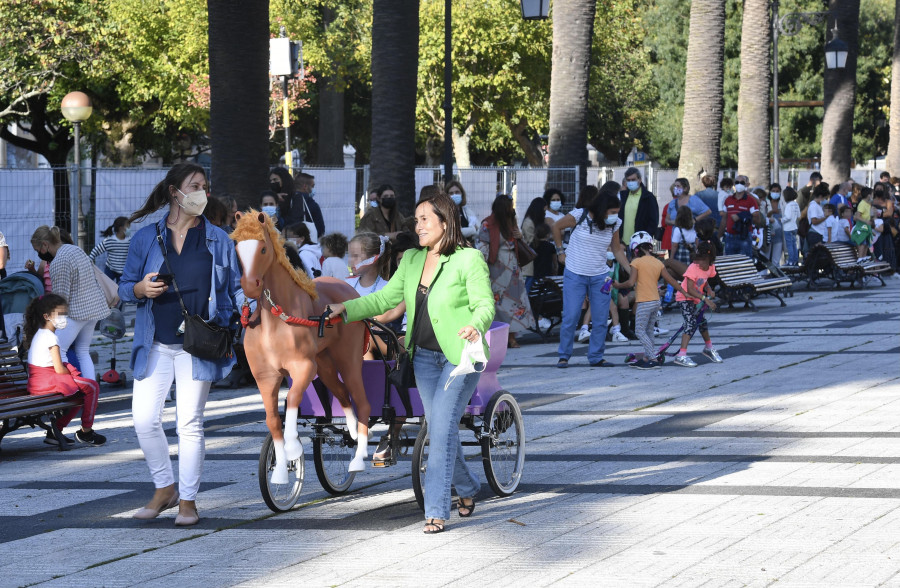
[443, 0, 453, 184]
[824, 26, 849, 70]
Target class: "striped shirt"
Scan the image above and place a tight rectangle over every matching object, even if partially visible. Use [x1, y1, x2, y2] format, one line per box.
[89, 235, 132, 273]
[50, 244, 111, 322]
[564, 208, 622, 277]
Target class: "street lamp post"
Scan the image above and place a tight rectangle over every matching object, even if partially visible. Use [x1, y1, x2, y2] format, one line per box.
[519, 0, 549, 20]
[443, 0, 453, 184]
[269, 27, 303, 175]
[61, 91, 92, 250]
[771, 3, 846, 184]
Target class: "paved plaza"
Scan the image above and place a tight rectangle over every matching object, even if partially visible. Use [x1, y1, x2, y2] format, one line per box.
[1, 282, 899, 587]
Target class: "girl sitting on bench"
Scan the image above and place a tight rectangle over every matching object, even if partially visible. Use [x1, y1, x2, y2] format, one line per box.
[23, 293, 105, 446]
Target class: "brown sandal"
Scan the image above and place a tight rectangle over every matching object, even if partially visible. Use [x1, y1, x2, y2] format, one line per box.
[424, 518, 445, 534]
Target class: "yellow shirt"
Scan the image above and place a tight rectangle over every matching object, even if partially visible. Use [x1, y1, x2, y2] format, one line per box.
[631, 254, 665, 303]
[856, 199, 871, 223]
[623, 191, 641, 243]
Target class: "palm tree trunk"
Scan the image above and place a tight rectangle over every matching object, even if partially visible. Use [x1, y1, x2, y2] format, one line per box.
[678, 0, 726, 183]
[737, 0, 771, 186]
[547, 0, 596, 191]
[820, 0, 860, 186]
[886, 0, 900, 175]
[370, 0, 419, 216]
[208, 0, 270, 208]
[317, 6, 345, 167]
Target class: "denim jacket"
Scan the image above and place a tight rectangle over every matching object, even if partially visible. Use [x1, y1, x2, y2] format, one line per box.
[118, 214, 244, 382]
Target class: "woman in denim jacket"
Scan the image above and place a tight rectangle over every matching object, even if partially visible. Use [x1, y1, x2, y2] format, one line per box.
[119, 163, 243, 527]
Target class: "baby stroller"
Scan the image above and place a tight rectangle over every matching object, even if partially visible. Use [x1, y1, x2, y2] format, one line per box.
[97, 308, 126, 385]
[0, 271, 45, 345]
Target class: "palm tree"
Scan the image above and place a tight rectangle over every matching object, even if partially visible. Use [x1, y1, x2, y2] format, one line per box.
[820, 0, 860, 186]
[208, 0, 270, 208]
[736, 0, 770, 186]
[370, 0, 419, 216]
[317, 5, 345, 167]
[547, 0, 597, 191]
[886, 0, 900, 175]
[678, 0, 726, 183]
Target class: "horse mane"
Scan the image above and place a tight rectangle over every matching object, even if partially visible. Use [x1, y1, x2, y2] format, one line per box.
[231, 209, 318, 299]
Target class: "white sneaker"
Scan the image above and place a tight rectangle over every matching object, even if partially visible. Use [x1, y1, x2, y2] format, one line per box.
[653, 325, 669, 336]
[612, 330, 629, 342]
[538, 317, 552, 330]
[576, 325, 591, 342]
[674, 355, 698, 368]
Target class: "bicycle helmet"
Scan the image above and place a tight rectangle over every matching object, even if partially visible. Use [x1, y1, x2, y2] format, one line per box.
[629, 230, 653, 253]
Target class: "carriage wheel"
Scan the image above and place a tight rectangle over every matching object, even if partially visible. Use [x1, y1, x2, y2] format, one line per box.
[481, 391, 525, 497]
[312, 417, 356, 495]
[258, 433, 304, 512]
[411, 421, 429, 511]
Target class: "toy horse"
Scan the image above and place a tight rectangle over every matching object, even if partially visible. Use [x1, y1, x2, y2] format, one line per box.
[232, 211, 370, 483]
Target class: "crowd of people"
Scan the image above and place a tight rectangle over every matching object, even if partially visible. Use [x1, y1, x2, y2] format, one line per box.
[2, 163, 898, 534]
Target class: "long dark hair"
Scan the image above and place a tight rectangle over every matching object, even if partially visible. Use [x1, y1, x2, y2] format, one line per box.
[523, 197, 546, 231]
[490, 194, 517, 240]
[575, 185, 599, 209]
[130, 163, 206, 224]
[270, 167, 296, 194]
[586, 191, 620, 232]
[23, 293, 68, 354]
[417, 192, 469, 255]
[100, 216, 129, 238]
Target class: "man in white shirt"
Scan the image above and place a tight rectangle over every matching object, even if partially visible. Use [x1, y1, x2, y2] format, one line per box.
[806, 185, 829, 248]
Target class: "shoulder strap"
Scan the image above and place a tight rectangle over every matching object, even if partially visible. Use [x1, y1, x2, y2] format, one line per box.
[155, 225, 190, 318]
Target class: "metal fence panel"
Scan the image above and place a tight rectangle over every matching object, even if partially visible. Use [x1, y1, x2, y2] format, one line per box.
[301, 167, 358, 240]
[0, 169, 55, 273]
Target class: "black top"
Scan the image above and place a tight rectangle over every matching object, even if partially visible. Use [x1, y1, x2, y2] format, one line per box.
[153, 219, 213, 344]
[412, 284, 441, 353]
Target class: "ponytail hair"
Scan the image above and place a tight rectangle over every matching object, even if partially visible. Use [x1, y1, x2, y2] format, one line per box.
[101, 216, 129, 238]
[22, 293, 68, 355]
[129, 163, 206, 224]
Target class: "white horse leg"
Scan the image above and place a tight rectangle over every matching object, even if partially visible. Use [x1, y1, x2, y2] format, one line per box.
[271, 438, 290, 485]
[343, 404, 359, 441]
[283, 407, 302, 460]
[349, 429, 368, 472]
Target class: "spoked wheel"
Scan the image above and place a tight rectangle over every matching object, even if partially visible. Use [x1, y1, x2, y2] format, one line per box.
[411, 421, 429, 511]
[312, 417, 357, 495]
[258, 433, 304, 512]
[481, 391, 525, 497]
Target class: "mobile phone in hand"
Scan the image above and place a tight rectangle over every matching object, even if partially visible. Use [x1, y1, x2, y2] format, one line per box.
[155, 273, 174, 285]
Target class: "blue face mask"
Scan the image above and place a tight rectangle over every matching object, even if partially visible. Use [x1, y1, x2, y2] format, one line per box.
[672, 186, 683, 197]
[450, 193, 463, 205]
[369, 200, 379, 208]
[262, 205, 277, 217]
[770, 192, 781, 200]
[606, 214, 619, 226]
[626, 180, 640, 192]
[309, 188, 316, 199]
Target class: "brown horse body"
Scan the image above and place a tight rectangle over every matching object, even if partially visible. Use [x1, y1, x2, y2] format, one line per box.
[233, 212, 370, 482]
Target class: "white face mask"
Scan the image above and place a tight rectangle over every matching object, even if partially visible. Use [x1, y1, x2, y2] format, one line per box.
[444, 335, 487, 390]
[550, 200, 562, 211]
[672, 186, 683, 197]
[176, 188, 208, 216]
[352, 254, 378, 275]
[770, 192, 781, 200]
[734, 183, 747, 193]
[50, 314, 68, 330]
[262, 205, 277, 217]
[606, 214, 619, 226]
[450, 193, 463, 205]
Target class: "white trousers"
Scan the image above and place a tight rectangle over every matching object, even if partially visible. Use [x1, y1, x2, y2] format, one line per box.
[132, 343, 211, 501]
[56, 317, 97, 381]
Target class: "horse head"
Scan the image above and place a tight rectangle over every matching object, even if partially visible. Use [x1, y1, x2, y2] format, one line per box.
[232, 210, 276, 300]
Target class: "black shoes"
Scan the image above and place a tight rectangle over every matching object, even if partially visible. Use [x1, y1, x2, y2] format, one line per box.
[75, 429, 107, 446]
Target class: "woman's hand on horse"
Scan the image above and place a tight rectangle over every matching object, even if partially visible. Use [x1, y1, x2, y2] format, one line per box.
[458, 326, 480, 343]
[136, 272, 168, 299]
[327, 302, 346, 318]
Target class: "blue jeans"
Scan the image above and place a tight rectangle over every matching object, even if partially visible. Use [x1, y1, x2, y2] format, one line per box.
[784, 230, 798, 265]
[558, 268, 612, 364]
[413, 347, 482, 521]
[724, 234, 753, 256]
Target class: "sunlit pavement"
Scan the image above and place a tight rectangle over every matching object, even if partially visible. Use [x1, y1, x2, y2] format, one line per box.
[2, 280, 899, 587]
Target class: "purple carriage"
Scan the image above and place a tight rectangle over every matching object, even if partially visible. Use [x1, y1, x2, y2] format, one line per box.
[257, 321, 526, 512]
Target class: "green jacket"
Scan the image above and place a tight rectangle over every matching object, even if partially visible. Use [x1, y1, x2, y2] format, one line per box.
[343, 246, 495, 365]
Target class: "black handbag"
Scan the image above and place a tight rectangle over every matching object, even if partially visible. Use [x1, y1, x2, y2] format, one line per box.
[155, 227, 233, 360]
[387, 350, 416, 391]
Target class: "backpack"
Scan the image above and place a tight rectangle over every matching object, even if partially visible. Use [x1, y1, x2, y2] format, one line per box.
[850, 221, 872, 245]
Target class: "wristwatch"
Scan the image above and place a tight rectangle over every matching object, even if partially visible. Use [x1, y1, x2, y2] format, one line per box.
[555, 245, 564, 255]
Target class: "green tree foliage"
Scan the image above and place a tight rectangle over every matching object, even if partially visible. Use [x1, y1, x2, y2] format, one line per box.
[645, 0, 893, 170]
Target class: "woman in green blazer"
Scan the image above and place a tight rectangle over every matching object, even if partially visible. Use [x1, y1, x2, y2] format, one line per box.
[329, 191, 495, 534]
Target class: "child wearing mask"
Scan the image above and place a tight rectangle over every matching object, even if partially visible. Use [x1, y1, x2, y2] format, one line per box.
[319, 233, 350, 279]
[284, 223, 321, 278]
